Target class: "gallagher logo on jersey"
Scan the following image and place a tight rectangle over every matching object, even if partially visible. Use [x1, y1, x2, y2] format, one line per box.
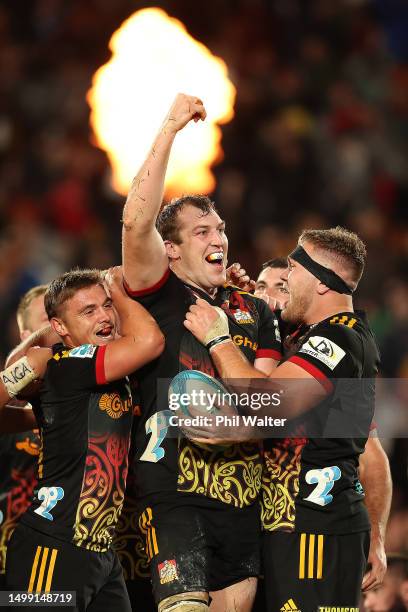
[99, 392, 132, 419]
[299, 336, 345, 371]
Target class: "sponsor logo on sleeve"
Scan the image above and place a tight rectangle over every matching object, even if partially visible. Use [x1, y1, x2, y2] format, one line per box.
[299, 336, 345, 370]
[68, 344, 97, 359]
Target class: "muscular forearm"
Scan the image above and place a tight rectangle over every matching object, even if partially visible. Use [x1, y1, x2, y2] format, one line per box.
[122, 123, 176, 232]
[0, 350, 49, 405]
[210, 341, 266, 380]
[6, 325, 56, 367]
[360, 439, 392, 540]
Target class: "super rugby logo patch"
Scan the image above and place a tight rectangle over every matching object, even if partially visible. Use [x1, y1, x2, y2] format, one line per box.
[299, 336, 345, 371]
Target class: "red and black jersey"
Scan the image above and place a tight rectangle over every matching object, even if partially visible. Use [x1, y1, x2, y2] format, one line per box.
[262, 311, 380, 535]
[125, 269, 281, 508]
[21, 343, 133, 552]
[0, 425, 40, 574]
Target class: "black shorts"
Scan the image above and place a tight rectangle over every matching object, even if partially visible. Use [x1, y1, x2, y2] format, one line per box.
[138, 496, 261, 604]
[126, 579, 155, 612]
[262, 530, 370, 611]
[6, 523, 131, 612]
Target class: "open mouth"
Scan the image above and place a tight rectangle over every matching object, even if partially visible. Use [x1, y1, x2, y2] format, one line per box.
[96, 325, 114, 340]
[205, 252, 224, 267]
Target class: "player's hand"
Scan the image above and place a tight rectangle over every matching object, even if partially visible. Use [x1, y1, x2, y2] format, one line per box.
[184, 298, 229, 346]
[227, 263, 255, 292]
[163, 93, 207, 134]
[254, 292, 286, 312]
[103, 266, 126, 299]
[362, 534, 387, 592]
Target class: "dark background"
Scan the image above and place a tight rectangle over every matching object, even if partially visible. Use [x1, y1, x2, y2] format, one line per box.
[0, 0, 407, 555]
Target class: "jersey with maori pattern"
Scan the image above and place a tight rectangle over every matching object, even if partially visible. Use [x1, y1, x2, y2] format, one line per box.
[262, 311, 380, 535]
[21, 343, 133, 552]
[125, 269, 281, 508]
[0, 423, 40, 574]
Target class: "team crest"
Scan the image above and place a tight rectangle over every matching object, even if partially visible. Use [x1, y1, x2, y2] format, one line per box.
[99, 392, 131, 419]
[158, 559, 179, 584]
[232, 309, 255, 324]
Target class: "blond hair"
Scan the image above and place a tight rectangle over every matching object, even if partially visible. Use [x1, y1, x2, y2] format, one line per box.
[16, 285, 48, 333]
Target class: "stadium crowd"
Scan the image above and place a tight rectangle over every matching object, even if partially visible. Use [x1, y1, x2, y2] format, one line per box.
[0, 0, 407, 609]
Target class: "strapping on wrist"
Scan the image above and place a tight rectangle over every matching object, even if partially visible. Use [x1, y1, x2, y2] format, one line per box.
[1, 356, 37, 398]
[206, 335, 232, 352]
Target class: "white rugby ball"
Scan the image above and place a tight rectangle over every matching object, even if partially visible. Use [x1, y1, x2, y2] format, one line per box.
[168, 369, 236, 415]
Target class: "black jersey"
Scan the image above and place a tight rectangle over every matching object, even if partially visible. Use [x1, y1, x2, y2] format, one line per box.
[0, 426, 40, 574]
[21, 343, 133, 552]
[262, 311, 380, 535]
[125, 269, 281, 508]
[113, 382, 151, 581]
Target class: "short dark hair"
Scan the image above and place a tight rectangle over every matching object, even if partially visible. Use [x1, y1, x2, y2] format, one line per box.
[262, 257, 288, 271]
[45, 269, 104, 319]
[156, 194, 218, 244]
[299, 226, 366, 285]
[17, 285, 48, 332]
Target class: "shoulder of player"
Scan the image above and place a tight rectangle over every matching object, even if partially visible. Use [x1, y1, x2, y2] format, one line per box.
[306, 315, 364, 351]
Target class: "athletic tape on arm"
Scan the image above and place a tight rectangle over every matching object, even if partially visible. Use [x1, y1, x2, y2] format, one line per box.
[1, 356, 37, 398]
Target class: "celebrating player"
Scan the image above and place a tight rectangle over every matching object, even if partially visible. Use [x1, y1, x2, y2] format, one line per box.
[5, 268, 164, 612]
[184, 227, 380, 610]
[121, 93, 281, 611]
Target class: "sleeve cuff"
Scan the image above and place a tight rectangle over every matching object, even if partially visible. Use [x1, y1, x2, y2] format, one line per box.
[255, 348, 282, 361]
[123, 268, 170, 297]
[288, 355, 333, 393]
[96, 345, 107, 385]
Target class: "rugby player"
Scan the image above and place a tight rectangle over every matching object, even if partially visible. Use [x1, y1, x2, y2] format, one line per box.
[0, 286, 48, 586]
[121, 94, 281, 611]
[184, 227, 381, 610]
[254, 258, 391, 598]
[5, 268, 164, 611]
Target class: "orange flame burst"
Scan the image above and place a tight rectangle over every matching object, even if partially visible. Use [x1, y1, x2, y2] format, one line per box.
[88, 8, 236, 198]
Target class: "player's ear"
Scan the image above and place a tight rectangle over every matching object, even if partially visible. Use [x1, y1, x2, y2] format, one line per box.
[50, 317, 67, 338]
[316, 281, 330, 295]
[164, 240, 181, 261]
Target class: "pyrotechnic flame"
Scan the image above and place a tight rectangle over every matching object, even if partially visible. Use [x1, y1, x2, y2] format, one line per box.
[88, 8, 235, 198]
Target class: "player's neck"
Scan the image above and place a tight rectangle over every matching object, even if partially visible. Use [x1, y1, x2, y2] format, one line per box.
[304, 296, 354, 326]
[172, 267, 218, 299]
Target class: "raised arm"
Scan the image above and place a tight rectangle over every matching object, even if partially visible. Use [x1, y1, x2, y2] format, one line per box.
[102, 267, 165, 381]
[122, 93, 206, 291]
